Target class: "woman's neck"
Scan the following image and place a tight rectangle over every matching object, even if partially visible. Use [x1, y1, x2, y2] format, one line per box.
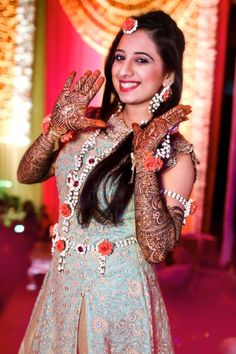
[120, 104, 152, 128]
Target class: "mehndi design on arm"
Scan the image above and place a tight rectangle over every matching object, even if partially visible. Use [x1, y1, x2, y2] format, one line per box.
[132, 105, 191, 263]
[134, 165, 184, 263]
[17, 133, 57, 184]
[17, 70, 106, 184]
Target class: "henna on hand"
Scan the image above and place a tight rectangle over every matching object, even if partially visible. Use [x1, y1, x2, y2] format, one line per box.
[50, 70, 106, 136]
[134, 167, 184, 263]
[132, 105, 190, 262]
[132, 104, 191, 154]
[17, 132, 57, 184]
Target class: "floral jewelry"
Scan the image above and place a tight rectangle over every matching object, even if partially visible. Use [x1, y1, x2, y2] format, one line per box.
[144, 153, 163, 172]
[41, 115, 75, 143]
[130, 124, 179, 180]
[155, 134, 171, 159]
[42, 115, 51, 134]
[161, 188, 198, 225]
[122, 17, 138, 34]
[54, 114, 127, 273]
[96, 239, 113, 275]
[50, 223, 70, 271]
[55, 236, 137, 275]
[148, 85, 173, 114]
[117, 101, 123, 113]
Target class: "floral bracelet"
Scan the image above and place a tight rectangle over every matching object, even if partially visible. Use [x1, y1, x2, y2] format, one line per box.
[41, 115, 75, 143]
[143, 152, 163, 172]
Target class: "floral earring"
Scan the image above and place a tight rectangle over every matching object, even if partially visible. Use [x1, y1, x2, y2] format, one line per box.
[148, 85, 173, 114]
[117, 101, 123, 113]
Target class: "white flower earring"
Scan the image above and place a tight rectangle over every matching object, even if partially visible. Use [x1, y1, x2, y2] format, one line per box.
[148, 85, 173, 114]
[117, 101, 123, 113]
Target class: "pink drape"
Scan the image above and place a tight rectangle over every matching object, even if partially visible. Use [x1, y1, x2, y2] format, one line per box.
[43, 0, 102, 221]
[220, 60, 236, 266]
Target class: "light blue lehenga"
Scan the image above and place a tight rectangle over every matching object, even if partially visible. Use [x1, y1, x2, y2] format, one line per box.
[19, 113, 197, 354]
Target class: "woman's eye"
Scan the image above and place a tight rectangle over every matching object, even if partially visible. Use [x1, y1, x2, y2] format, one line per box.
[114, 54, 125, 61]
[136, 58, 149, 64]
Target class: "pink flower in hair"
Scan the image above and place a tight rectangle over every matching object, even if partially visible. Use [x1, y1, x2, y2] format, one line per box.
[122, 18, 138, 34]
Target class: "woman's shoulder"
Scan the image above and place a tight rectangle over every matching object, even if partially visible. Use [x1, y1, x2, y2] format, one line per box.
[165, 132, 199, 181]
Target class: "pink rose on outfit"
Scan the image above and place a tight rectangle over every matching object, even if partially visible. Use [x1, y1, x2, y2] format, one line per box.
[56, 240, 66, 252]
[97, 240, 113, 256]
[59, 202, 71, 217]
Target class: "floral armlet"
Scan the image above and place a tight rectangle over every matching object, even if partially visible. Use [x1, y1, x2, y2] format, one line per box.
[41, 115, 75, 143]
[161, 188, 198, 225]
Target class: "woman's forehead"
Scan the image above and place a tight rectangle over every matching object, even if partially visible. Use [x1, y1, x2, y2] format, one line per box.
[116, 30, 158, 55]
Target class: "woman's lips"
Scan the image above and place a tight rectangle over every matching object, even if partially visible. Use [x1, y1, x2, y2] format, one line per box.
[119, 81, 140, 92]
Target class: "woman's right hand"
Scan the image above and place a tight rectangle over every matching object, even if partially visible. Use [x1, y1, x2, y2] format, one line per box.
[50, 70, 106, 136]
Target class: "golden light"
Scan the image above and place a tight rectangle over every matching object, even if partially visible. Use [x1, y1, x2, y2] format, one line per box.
[0, 0, 35, 147]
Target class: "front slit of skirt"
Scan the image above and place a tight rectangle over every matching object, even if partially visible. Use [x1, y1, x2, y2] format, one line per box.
[77, 295, 88, 354]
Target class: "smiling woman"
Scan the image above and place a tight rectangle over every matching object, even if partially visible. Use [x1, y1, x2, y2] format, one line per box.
[17, 10, 198, 354]
[111, 30, 174, 125]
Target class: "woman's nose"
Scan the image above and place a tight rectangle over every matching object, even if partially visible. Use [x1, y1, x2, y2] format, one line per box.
[118, 60, 134, 77]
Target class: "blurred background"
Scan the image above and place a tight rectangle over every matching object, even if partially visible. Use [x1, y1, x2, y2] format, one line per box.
[0, 0, 236, 353]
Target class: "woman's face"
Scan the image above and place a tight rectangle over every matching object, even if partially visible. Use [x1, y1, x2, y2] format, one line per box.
[112, 30, 172, 110]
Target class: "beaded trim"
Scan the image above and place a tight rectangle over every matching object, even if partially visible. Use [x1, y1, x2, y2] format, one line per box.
[52, 233, 137, 275]
[161, 188, 196, 225]
[55, 113, 131, 273]
[155, 134, 171, 159]
[61, 127, 123, 235]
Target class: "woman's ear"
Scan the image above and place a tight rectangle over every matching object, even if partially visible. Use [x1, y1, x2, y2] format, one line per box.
[163, 72, 175, 87]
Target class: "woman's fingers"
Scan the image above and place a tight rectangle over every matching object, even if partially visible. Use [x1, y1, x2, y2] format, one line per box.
[73, 117, 106, 130]
[146, 104, 191, 138]
[73, 71, 92, 91]
[70, 70, 104, 94]
[63, 71, 76, 91]
[72, 70, 105, 102]
[87, 76, 105, 102]
[89, 119, 107, 128]
[78, 70, 102, 94]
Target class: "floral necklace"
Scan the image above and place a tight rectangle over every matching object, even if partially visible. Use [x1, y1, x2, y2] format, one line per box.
[51, 113, 131, 272]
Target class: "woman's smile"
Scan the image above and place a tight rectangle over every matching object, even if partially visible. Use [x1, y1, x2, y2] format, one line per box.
[119, 80, 140, 92]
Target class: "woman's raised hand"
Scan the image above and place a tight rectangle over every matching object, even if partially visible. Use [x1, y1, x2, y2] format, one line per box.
[132, 105, 191, 155]
[50, 70, 106, 136]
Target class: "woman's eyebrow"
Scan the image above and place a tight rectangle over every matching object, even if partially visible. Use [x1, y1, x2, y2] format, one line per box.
[135, 51, 154, 61]
[115, 49, 154, 61]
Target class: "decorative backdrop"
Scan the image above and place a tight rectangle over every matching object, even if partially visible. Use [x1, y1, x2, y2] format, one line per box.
[59, 0, 221, 231]
[0, 0, 223, 233]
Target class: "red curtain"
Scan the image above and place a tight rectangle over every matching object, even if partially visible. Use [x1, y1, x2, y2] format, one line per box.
[43, 0, 102, 221]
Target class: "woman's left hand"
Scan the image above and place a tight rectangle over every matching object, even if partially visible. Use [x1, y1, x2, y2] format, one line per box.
[132, 104, 191, 157]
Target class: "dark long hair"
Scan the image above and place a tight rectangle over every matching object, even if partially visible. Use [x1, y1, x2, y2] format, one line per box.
[78, 10, 185, 226]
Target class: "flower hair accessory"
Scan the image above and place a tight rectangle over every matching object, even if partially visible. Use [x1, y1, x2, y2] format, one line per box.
[122, 17, 138, 35]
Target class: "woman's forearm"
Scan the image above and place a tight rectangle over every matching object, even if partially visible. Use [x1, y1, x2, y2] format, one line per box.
[134, 164, 184, 263]
[17, 133, 57, 184]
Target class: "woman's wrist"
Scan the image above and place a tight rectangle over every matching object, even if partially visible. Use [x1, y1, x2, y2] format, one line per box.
[133, 149, 164, 174]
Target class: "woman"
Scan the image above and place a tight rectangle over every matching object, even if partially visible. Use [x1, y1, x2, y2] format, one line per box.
[17, 10, 198, 354]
